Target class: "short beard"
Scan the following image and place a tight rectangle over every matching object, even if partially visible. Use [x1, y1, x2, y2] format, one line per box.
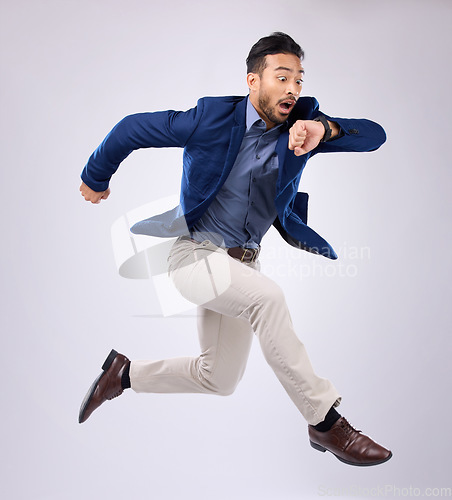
[258, 92, 285, 126]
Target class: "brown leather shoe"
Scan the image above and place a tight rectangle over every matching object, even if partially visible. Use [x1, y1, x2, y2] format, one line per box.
[79, 349, 130, 424]
[308, 417, 392, 466]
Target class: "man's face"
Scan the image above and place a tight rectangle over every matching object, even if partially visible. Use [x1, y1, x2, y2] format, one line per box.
[248, 53, 304, 129]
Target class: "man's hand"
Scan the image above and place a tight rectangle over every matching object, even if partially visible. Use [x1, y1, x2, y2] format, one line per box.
[288, 120, 325, 156]
[79, 181, 110, 204]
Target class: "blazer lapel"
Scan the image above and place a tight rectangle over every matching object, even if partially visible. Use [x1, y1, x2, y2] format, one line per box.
[275, 130, 289, 194]
[275, 130, 303, 193]
[183, 97, 247, 223]
[212, 98, 247, 190]
[275, 129, 311, 209]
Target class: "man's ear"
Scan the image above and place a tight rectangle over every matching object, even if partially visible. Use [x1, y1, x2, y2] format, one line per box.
[246, 72, 260, 93]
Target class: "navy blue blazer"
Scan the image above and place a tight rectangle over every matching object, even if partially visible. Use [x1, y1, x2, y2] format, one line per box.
[81, 95, 386, 259]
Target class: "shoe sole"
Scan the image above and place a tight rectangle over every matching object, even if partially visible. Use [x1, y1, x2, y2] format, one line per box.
[78, 349, 119, 424]
[309, 440, 393, 467]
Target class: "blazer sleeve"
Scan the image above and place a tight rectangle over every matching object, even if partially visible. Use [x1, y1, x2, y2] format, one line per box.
[81, 100, 205, 192]
[291, 96, 387, 155]
[314, 111, 387, 154]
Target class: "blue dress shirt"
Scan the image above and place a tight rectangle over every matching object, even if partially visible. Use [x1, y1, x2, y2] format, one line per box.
[191, 98, 284, 248]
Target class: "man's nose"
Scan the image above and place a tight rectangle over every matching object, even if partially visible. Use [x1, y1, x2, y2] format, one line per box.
[287, 84, 300, 96]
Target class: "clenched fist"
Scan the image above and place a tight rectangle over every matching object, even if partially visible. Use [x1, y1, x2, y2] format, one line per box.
[79, 182, 110, 204]
[288, 119, 325, 156]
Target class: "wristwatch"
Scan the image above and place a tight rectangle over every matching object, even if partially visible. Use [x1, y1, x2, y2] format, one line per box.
[313, 114, 332, 142]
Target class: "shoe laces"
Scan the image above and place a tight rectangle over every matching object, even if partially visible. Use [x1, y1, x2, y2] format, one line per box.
[340, 418, 361, 435]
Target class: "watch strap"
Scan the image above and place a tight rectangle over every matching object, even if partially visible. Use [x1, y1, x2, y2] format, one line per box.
[313, 114, 332, 142]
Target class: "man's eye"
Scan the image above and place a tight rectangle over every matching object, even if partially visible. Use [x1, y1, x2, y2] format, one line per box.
[278, 76, 287, 82]
[296, 80, 304, 85]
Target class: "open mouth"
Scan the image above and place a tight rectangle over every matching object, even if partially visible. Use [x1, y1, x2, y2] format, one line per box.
[278, 99, 296, 114]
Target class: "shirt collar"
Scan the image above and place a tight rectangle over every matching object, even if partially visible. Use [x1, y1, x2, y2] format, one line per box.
[246, 97, 265, 131]
[246, 96, 287, 133]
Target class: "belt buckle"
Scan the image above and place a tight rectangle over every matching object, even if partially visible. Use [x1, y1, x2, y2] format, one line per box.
[241, 247, 259, 263]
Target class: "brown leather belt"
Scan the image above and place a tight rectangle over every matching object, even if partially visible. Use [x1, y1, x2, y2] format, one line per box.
[227, 246, 260, 263]
[180, 236, 260, 263]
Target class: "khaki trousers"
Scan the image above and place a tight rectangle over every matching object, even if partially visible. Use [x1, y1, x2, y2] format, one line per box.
[130, 237, 341, 425]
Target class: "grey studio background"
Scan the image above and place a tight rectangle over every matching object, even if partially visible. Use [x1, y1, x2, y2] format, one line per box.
[1, 0, 451, 499]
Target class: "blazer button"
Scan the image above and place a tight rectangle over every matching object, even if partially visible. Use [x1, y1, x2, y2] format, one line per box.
[348, 128, 359, 135]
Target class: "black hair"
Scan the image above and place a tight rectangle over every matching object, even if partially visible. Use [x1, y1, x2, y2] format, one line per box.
[246, 32, 304, 75]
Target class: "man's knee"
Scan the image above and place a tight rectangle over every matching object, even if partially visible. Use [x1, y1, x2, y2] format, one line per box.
[197, 362, 241, 396]
[204, 374, 240, 396]
[214, 384, 237, 397]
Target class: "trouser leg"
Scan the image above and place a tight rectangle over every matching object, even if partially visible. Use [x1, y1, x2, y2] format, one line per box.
[130, 307, 254, 396]
[162, 238, 341, 425]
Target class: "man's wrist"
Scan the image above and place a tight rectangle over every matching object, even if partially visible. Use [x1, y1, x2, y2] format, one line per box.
[313, 115, 340, 142]
[313, 115, 332, 142]
[327, 120, 340, 140]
